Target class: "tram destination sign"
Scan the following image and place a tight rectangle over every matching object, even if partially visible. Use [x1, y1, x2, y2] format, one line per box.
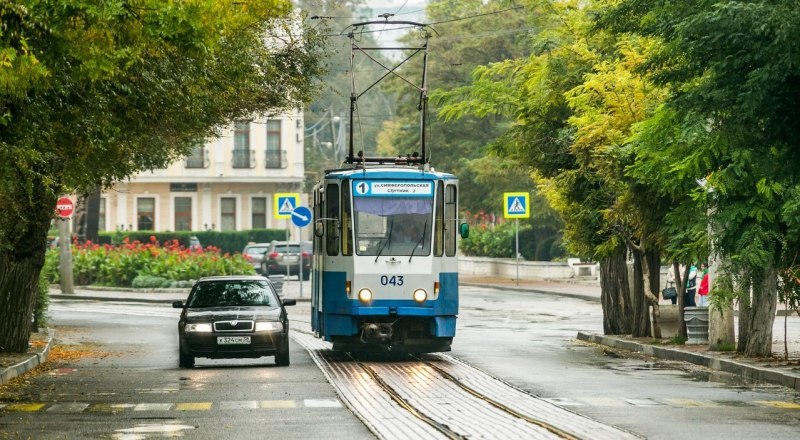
[353, 180, 433, 197]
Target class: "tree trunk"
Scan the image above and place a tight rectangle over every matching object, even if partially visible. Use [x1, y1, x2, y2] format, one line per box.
[599, 245, 631, 335]
[645, 249, 661, 338]
[676, 263, 689, 339]
[737, 278, 752, 353]
[630, 251, 651, 337]
[0, 190, 53, 353]
[742, 264, 778, 357]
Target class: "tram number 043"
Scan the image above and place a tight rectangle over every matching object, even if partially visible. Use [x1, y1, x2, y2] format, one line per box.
[380, 275, 404, 286]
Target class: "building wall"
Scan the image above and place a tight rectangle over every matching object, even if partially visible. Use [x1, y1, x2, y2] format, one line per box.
[102, 109, 306, 233]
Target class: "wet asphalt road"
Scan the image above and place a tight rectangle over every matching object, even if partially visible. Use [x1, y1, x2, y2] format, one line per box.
[1, 286, 800, 439]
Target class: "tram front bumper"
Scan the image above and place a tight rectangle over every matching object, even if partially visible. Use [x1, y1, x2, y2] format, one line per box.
[350, 306, 436, 316]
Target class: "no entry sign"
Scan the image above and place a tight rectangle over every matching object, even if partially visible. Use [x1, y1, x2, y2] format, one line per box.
[56, 197, 74, 218]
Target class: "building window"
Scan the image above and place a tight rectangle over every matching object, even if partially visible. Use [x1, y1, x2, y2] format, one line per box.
[265, 120, 282, 169]
[98, 198, 106, 232]
[185, 145, 206, 168]
[221, 197, 236, 231]
[233, 121, 252, 168]
[175, 197, 192, 231]
[252, 197, 267, 229]
[137, 198, 155, 231]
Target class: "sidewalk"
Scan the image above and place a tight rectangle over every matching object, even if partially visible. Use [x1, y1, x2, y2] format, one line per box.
[4, 277, 799, 393]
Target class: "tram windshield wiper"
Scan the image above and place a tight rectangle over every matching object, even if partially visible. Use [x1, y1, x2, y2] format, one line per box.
[408, 220, 428, 262]
[374, 218, 394, 262]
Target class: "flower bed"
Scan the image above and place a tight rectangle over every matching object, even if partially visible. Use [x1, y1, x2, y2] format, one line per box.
[43, 236, 255, 288]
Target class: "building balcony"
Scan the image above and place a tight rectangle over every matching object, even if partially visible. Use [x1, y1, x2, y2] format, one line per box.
[265, 149, 287, 169]
[232, 149, 256, 169]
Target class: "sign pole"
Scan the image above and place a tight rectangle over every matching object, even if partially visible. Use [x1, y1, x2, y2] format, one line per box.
[285, 219, 290, 280]
[298, 223, 303, 299]
[515, 218, 519, 286]
[58, 218, 74, 294]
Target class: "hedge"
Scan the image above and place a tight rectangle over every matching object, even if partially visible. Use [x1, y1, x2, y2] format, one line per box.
[99, 229, 286, 254]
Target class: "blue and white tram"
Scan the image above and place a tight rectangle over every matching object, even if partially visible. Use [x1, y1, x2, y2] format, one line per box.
[310, 166, 467, 353]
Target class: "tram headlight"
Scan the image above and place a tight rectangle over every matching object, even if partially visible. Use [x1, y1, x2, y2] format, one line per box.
[413, 288, 427, 303]
[358, 288, 373, 303]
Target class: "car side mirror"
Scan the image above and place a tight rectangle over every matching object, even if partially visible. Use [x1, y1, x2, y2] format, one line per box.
[172, 301, 184, 309]
[460, 222, 469, 239]
[282, 299, 297, 306]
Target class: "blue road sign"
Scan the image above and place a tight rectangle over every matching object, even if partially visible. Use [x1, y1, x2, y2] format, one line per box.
[503, 192, 530, 219]
[291, 206, 312, 228]
[275, 193, 299, 219]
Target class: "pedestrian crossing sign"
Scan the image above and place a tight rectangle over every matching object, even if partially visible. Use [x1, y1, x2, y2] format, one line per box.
[274, 193, 300, 219]
[503, 192, 530, 219]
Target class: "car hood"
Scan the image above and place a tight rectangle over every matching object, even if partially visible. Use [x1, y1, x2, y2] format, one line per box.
[185, 307, 281, 322]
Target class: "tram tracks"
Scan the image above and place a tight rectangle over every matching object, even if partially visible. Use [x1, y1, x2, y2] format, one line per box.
[291, 328, 639, 440]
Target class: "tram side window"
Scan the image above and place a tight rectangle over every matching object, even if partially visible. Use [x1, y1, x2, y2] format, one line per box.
[445, 185, 457, 257]
[434, 182, 444, 257]
[314, 188, 323, 256]
[341, 180, 353, 256]
[326, 184, 339, 256]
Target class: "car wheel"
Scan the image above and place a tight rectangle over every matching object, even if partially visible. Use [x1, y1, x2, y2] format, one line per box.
[275, 338, 290, 366]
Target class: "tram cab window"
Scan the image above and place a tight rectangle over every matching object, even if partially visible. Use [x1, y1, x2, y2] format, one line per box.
[434, 182, 444, 257]
[353, 189, 433, 257]
[341, 181, 353, 256]
[445, 185, 457, 257]
[325, 184, 339, 256]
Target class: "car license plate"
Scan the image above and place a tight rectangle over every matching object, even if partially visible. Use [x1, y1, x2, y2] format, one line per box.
[217, 336, 250, 345]
[283, 256, 298, 263]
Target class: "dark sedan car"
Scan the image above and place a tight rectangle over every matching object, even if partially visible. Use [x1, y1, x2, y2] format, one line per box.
[260, 241, 312, 280]
[173, 276, 296, 368]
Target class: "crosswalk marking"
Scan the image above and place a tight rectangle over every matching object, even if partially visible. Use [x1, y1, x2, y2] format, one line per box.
[303, 399, 342, 408]
[47, 403, 90, 413]
[175, 402, 212, 411]
[260, 400, 296, 408]
[5, 403, 46, 412]
[219, 401, 258, 410]
[755, 400, 800, 409]
[4, 397, 797, 413]
[134, 403, 173, 411]
[625, 398, 665, 406]
[664, 399, 719, 408]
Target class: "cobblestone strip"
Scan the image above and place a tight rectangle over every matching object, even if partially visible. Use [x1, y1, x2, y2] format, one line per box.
[292, 331, 447, 440]
[369, 361, 559, 439]
[429, 354, 640, 440]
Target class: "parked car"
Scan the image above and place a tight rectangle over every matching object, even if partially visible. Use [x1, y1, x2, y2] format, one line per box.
[242, 242, 271, 273]
[189, 235, 202, 251]
[173, 275, 296, 368]
[260, 241, 312, 280]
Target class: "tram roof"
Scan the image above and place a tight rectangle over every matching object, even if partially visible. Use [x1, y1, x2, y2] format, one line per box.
[324, 166, 456, 181]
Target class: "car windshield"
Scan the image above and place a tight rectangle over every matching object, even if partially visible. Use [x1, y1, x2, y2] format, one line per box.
[187, 280, 278, 308]
[245, 246, 268, 256]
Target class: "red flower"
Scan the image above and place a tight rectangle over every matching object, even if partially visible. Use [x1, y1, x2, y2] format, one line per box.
[149, 235, 157, 243]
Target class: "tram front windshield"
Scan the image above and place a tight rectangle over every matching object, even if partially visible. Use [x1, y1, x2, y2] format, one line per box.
[353, 197, 432, 256]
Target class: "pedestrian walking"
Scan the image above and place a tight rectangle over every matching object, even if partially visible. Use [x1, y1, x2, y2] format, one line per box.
[685, 264, 698, 307]
[697, 262, 710, 307]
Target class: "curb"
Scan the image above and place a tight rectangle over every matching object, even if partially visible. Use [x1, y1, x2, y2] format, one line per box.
[576, 331, 800, 392]
[50, 293, 312, 304]
[1, 330, 54, 385]
[460, 282, 600, 303]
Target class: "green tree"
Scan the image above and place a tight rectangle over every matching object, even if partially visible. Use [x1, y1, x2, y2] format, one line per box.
[0, 0, 323, 352]
[606, 0, 800, 356]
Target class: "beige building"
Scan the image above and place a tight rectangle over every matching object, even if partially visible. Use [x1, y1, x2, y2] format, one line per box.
[101, 110, 306, 233]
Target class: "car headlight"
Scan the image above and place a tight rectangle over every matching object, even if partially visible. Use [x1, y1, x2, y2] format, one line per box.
[255, 321, 283, 332]
[184, 323, 212, 333]
[413, 289, 427, 303]
[358, 288, 373, 303]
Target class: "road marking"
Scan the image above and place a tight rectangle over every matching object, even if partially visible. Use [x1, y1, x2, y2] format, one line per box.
[4, 403, 46, 412]
[260, 400, 296, 408]
[664, 399, 719, 408]
[219, 400, 258, 410]
[87, 403, 135, 413]
[134, 403, 173, 411]
[46, 403, 90, 413]
[303, 399, 342, 408]
[625, 398, 665, 406]
[577, 397, 629, 407]
[755, 400, 800, 409]
[175, 402, 212, 411]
